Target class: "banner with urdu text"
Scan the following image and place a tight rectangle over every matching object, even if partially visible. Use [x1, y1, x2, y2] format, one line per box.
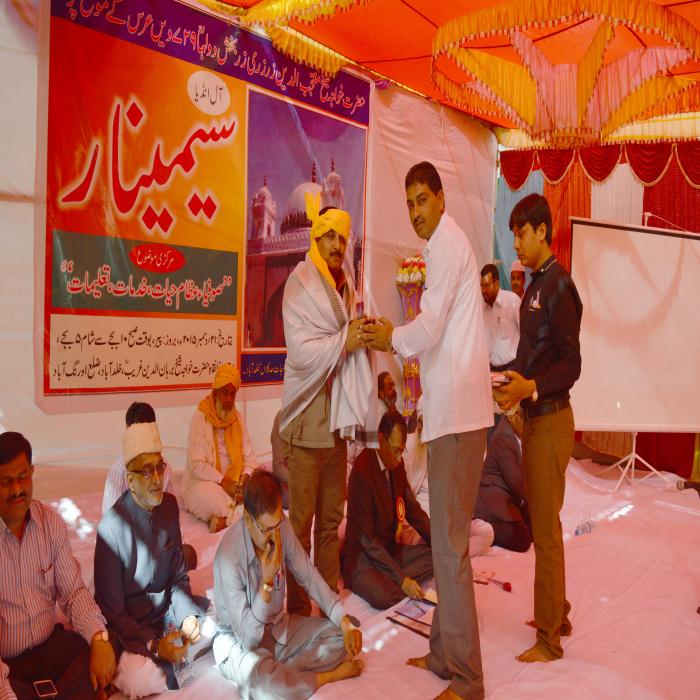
[43, 0, 369, 395]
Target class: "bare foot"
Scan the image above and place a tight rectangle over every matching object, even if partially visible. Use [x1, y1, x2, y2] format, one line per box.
[516, 644, 559, 663]
[208, 516, 227, 533]
[406, 654, 430, 671]
[316, 659, 364, 688]
[433, 689, 461, 700]
[525, 619, 572, 636]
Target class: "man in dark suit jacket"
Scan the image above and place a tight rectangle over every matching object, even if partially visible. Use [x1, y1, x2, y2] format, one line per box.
[342, 411, 433, 610]
[474, 416, 532, 552]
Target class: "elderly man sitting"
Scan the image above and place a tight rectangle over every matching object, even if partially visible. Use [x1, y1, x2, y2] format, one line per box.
[94, 422, 209, 697]
[184, 363, 258, 532]
[214, 469, 363, 699]
[102, 402, 174, 515]
[0, 431, 115, 700]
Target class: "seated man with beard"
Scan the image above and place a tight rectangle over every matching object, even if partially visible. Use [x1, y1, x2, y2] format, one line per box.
[184, 364, 258, 532]
[95, 422, 210, 697]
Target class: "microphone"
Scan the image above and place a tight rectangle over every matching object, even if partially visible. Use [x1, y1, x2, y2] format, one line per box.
[676, 479, 700, 496]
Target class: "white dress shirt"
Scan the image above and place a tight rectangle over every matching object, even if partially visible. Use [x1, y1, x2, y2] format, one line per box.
[483, 288, 521, 367]
[392, 213, 493, 442]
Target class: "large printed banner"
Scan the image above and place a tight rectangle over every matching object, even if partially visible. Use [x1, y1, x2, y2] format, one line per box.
[44, 0, 369, 394]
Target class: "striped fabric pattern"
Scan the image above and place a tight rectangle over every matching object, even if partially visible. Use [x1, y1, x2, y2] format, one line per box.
[0, 500, 106, 697]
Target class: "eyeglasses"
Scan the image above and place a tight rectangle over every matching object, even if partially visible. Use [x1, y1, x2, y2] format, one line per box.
[129, 461, 166, 480]
[248, 510, 285, 536]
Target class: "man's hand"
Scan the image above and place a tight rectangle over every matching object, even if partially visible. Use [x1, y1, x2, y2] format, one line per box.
[260, 527, 282, 589]
[89, 633, 116, 694]
[340, 615, 362, 658]
[401, 576, 424, 600]
[181, 615, 201, 644]
[493, 371, 535, 412]
[362, 317, 395, 352]
[156, 629, 190, 664]
[345, 318, 366, 352]
[221, 477, 243, 503]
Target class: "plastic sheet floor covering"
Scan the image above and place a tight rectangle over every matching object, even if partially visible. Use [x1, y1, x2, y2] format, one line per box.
[42, 458, 700, 699]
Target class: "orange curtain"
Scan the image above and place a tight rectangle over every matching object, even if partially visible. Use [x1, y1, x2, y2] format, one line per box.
[543, 159, 591, 271]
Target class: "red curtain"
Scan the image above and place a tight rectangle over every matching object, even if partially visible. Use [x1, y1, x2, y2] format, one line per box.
[643, 156, 700, 233]
[632, 156, 699, 477]
[537, 148, 575, 183]
[578, 145, 621, 182]
[500, 150, 536, 190]
[623, 142, 674, 185]
[636, 433, 695, 480]
[675, 141, 700, 188]
[543, 160, 591, 271]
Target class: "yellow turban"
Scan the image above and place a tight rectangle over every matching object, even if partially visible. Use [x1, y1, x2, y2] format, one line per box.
[212, 363, 241, 391]
[305, 191, 351, 289]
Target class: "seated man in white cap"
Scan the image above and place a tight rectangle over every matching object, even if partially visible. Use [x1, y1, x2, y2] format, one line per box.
[510, 259, 527, 300]
[102, 402, 175, 515]
[183, 363, 258, 533]
[102, 402, 197, 571]
[94, 422, 210, 697]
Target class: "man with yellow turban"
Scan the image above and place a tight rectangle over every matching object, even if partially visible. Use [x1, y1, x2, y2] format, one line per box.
[183, 363, 259, 532]
[279, 194, 375, 616]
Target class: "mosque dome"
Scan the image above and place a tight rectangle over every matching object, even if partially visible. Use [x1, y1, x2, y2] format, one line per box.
[280, 161, 323, 236]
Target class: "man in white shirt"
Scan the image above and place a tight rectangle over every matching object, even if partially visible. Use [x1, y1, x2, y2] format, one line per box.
[184, 364, 258, 533]
[377, 371, 398, 414]
[481, 263, 520, 372]
[364, 162, 492, 700]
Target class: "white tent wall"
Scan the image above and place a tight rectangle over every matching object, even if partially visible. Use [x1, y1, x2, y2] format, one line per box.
[0, 3, 497, 468]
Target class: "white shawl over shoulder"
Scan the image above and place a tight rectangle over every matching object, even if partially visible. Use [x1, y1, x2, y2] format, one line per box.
[280, 256, 376, 446]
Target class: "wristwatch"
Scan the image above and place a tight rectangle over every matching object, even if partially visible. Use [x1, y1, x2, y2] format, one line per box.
[262, 580, 274, 594]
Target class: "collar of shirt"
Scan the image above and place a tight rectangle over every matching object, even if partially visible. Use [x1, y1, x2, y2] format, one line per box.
[376, 451, 391, 481]
[242, 519, 259, 567]
[531, 255, 557, 279]
[423, 212, 448, 256]
[0, 500, 35, 535]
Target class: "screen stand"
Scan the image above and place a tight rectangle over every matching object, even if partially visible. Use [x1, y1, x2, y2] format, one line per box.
[597, 432, 675, 493]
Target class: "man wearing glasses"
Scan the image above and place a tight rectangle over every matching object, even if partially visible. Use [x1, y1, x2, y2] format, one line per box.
[94, 422, 209, 696]
[342, 411, 433, 610]
[214, 469, 363, 699]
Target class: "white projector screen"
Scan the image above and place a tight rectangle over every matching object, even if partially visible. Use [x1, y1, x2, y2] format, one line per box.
[570, 217, 700, 432]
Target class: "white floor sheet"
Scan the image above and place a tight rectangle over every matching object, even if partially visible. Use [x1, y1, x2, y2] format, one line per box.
[43, 459, 700, 699]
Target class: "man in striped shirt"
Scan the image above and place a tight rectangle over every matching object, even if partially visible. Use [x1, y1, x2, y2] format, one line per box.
[0, 431, 115, 700]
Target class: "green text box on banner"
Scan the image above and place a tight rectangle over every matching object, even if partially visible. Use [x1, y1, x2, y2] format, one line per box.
[51, 230, 237, 316]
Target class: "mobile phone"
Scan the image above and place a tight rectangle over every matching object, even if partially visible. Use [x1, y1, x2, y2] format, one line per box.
[33, 680, 58, 699]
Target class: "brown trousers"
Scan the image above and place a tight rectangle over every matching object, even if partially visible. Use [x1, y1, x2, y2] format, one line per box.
[426, 429, 486, 700]
[286, 440, 347, 616]
[522, 405, 575, 659]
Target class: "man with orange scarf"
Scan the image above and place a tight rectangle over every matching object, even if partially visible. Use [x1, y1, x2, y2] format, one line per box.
[279, 194, 374, 617]
[183, 363, 259, 532]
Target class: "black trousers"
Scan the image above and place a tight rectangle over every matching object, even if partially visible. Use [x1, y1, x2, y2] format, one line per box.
[349, 543, 433, 610]
[6, 625, 96, 700]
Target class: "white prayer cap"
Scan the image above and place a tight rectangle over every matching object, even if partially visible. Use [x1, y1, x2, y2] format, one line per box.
[510, 260, 525, 274]
[123, 422, 162, 465]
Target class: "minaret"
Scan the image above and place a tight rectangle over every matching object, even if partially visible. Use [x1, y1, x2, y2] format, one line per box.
[323, 157, 346, 210]
[250, 175, 277, 239]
